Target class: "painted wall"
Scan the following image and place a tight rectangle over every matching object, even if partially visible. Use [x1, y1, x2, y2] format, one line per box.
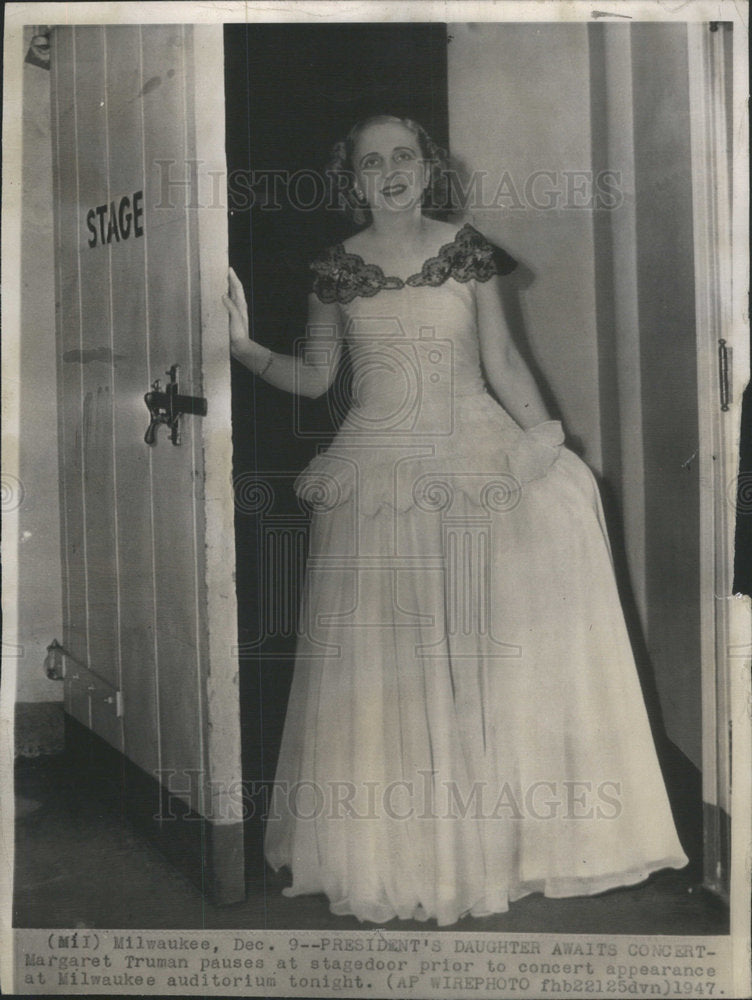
[448, 22, 702, 768]
[448, 23, 602, 470]
[631, 23, 701, 770]
[16, 36, 64, 704]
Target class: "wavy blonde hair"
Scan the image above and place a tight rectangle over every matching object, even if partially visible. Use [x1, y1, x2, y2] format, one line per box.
[326, 114, 451, 226]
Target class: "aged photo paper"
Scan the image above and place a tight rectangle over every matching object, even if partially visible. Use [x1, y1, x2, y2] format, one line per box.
[1, 1, 750, 997]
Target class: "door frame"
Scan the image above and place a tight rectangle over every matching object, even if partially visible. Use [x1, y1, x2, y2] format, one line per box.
[688, 20, 750, 904]
[188, 22, 246, 903]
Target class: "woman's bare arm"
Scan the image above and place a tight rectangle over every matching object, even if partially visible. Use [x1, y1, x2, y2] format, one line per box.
[223, 268, 343, 399]
[475, 274, 550, 429]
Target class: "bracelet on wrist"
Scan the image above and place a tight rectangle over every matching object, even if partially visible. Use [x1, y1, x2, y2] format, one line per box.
[255, 348, 273, 377]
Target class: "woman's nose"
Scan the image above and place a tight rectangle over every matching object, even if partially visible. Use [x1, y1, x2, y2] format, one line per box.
[361, 167, 383, 187]
[388, 161, 411, 179]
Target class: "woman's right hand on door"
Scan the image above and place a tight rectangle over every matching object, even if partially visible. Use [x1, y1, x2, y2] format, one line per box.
[222, 267, 258, 362]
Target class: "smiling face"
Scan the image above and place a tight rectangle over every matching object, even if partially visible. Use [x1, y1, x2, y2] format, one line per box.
[352, 120, 430, 215]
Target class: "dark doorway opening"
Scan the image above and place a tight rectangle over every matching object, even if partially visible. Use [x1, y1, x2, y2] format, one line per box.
[223, 22, 449, 879]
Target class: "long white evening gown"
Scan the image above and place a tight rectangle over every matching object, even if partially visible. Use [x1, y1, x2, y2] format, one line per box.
[263, 222, 688, 926]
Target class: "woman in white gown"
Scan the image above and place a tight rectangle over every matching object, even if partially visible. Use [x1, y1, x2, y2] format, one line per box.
[223, 114, 688, 927]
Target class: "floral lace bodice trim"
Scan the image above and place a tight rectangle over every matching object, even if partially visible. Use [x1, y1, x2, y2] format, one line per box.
[309, 222, 517, 304]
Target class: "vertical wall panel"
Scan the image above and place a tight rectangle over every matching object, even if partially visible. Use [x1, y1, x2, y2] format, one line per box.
[588, 24, 647, 632]
[52, 27, 89, 700]
[16, 30, 65, 704]
[73, 28, 121, 706]
[104, 24, 159, 772]
[632, 23, 702, 769]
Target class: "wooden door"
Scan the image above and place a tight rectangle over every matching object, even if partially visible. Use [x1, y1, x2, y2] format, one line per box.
[50, 24, 244, 904]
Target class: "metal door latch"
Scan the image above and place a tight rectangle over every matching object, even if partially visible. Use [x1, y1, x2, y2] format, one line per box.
[144, 364, 208, 445]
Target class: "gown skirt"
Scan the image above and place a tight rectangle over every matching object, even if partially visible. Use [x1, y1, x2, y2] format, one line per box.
[263, 234, 689, 926]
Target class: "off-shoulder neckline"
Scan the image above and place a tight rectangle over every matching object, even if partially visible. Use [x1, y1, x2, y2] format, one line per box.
[334, 222, 479, 286]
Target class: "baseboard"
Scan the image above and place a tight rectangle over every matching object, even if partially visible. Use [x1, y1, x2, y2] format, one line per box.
[14, 701, 65, 758]
[63, 713, 245, 905]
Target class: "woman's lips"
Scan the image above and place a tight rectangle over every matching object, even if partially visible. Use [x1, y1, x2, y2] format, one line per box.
[382, 183, 407, 196]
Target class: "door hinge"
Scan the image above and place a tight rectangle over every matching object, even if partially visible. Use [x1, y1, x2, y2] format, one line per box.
[718, 339, 732, 412]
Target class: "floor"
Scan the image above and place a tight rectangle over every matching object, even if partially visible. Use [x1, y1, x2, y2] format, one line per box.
[14, 744, 728, 934]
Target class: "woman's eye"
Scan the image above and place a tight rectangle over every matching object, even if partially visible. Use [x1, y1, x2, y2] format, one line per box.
[362, 156, 380, 169]
[395, 151, 414, 161]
